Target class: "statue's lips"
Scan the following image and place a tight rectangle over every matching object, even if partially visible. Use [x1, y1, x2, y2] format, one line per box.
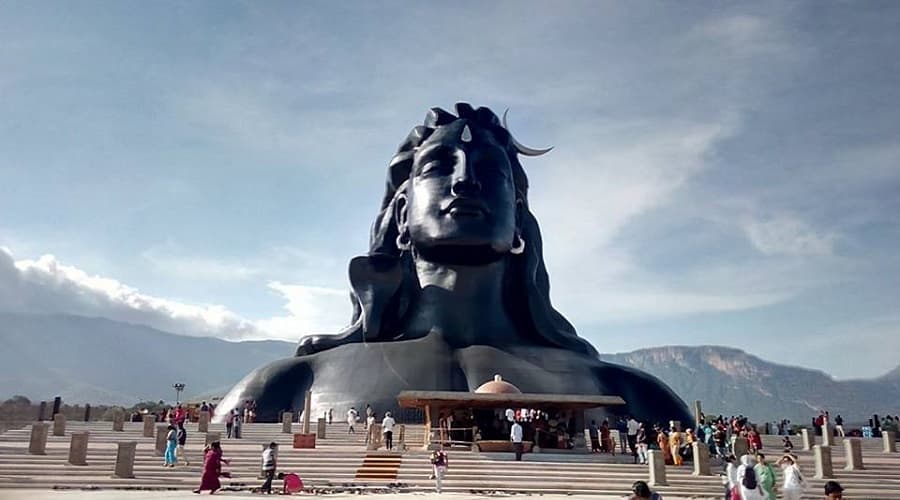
[442, 198, 489, 218]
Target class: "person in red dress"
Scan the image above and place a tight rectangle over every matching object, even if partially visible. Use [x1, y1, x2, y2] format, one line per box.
[193, 441, 228, 494]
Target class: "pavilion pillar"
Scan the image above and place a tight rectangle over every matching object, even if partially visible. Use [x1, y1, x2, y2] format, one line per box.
[572, 409, 587, 451]
[423, 404, 432, 450]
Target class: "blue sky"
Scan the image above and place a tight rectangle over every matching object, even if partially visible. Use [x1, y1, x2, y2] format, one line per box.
[1, 1, 898, 378]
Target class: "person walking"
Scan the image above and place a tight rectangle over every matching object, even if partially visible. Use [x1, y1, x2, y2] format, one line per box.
[328, 408, 333, 425]
[627, 415, 640, 460]
[382, 411, 396, 451]
[778, 454, 806, 500]
[176, 422, 190, 466]
[723, 455, 738, 500]
[511, 420, 524, 461]
[588, 420, 600, 453]
[233, 409, 242, 439]
[193, 441, 228, 494]
[365, 411, 375, 445]
[260, 442, 278, 494]
[347, 407, 358, 434]
[636, 423, 649, 465]
[164, 424, 177, 468]
[225, 410, 234, 439]
[737, 454, 764, 500]
[754, 453, 777, 500]
[430, 447, 448, 493]
[835, 415, 845, 437]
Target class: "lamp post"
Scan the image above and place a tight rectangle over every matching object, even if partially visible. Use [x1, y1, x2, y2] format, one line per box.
[172, 383, 186, 405]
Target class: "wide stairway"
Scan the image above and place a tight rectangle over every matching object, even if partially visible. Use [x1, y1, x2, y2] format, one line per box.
[1, 421, 899, 498]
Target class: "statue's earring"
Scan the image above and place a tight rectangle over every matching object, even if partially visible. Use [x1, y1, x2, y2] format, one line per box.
[396, 227, 412, 252]
[511, 234, 525, 255]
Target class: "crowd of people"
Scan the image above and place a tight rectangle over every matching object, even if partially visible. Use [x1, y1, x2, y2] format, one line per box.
[138, 399, 877, 497]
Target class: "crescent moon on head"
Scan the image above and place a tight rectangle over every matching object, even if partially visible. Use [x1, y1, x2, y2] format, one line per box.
[502, 109, 553, 157]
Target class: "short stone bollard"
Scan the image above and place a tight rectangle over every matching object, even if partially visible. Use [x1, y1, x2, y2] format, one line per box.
[367, 423, 383, 450]
[648, 449, 668, 486]
[29, 423, 49, 455]
[68, 432, 89, 465]
[114, 441, 137, 478]
[142, 415, 155, 437]
[692, 442, 711, 476]
[884, 431, 897, 453]
[112, 410, 125, 432]
[282, 411, 293, 434]
[814, 445, 834, 479]
[198, 411, 210, 433]
[732, 437, 749, 457]
[155, 425, 169, 456]
[205, 431, 221, 447]
[844, 438, 864, 470]
[316, 417, 326, 439]
[53, 413, 66, 436]
[822, 425, 834, 447]
[801, 428, 814, 451]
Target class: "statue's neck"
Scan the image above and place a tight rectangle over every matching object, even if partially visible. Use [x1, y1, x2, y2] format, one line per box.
[406, 257, 519, 346]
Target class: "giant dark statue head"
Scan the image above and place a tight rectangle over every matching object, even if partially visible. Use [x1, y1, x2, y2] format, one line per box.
[295, 103, 597, 357]
[216, 103, 690, 425]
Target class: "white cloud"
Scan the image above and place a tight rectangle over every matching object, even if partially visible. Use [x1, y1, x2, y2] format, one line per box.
[742, 214, 838, 257]
[0, 247, 349, 342]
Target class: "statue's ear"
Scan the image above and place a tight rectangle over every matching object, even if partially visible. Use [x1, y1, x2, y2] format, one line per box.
[395, 192, 409, 229]
[515, 198, 525, 237]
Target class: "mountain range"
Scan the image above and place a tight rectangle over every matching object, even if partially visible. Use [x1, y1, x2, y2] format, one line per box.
[1, 313, 897, 423]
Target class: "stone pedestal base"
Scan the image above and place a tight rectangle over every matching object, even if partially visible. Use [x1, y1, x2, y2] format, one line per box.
[692, 442, 711, 476]
[884, 431, 897, 453]
[648, 450, 667, 486]
[29, 423, 49, 455]
[801, 428, 814, 451]
[292, 433, 316, 449]
[53, 414, 66, 437]
[822, 425, 834, 447]
[367, 423, 383, 450]
[198, 411, 210, 433]
[814, 445, 833, 479]
[282, 412, 293, 434]
[317, 418, 327, 439]
[142, 415, 155, 438]
[68, 432, 89, 465]
[844, 438, 864, 470]
[732, 437, 749, 457]
[155, 425, 168, 456]
[205, 431, 221, 446]
[114, 441, 137, 478]
[112, 411, 124, 432]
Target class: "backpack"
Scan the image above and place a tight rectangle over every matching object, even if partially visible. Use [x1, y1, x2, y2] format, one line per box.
[742, 467, 758, 490]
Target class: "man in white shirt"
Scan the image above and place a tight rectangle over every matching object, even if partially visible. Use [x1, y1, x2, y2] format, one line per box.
[347, 407, 358, 434]
[510, 420, 524, 461]
[382, 411, 397, 450]
[626, 415, 640, 460]
[260, 442, 278, 494]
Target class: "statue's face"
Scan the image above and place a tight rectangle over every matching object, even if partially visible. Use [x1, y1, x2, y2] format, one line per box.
[403, 120, 517, 256]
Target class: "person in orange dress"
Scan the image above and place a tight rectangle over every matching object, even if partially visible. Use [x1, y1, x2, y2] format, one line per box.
[669, 426, 683, 466]
[656, 428, 673, 465]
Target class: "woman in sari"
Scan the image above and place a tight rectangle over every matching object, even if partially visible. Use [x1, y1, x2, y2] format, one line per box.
[599, 420, 612, 453]
[656, 428, 673, 465]
[193, 441, 228, 494]
[669, 426, 683, 466]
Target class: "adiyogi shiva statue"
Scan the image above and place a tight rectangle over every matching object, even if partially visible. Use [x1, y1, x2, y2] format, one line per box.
[215, 103, 690, 424]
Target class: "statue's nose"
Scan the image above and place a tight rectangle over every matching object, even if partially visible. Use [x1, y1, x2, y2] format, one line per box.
[451, 149, 481, 196]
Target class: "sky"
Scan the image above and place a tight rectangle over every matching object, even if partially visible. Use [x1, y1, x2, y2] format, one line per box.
[1, 1, 898, 379]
